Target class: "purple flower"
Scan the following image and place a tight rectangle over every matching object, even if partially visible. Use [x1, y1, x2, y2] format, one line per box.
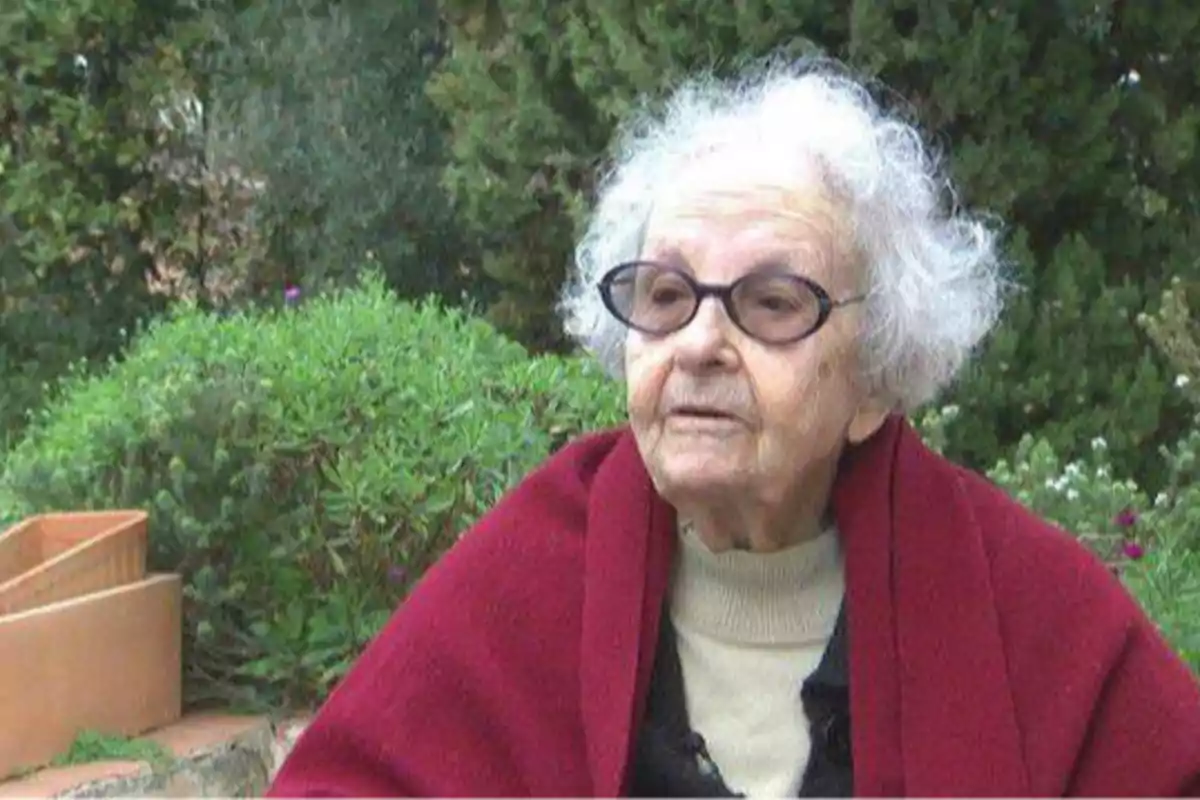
[1121, 541, 1145, 560]
[284, 284, 301, 304]
[1115, 507, 1138, 528]
[386, 565, 406, 585]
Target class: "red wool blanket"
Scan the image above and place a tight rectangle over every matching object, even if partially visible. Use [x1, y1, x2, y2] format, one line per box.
[268, 416, 1200, 796]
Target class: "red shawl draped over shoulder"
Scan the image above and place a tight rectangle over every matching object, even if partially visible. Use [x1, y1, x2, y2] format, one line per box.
[267, 416, 1200, 797]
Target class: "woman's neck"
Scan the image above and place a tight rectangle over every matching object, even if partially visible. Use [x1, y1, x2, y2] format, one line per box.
[665, 441, 843, 553]
[671, 520, 845, 644]
[677, 480, 834, 554]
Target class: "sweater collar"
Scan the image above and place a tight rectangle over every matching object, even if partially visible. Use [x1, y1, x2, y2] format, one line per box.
[669, 522, 845, 645]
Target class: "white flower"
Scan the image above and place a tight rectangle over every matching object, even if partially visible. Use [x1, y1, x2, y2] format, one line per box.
[1176, 374, 1191, 389]
[1046, 476, 1069, 492]
[1155, 492, 1169, 508]
[1066, 488, 1079, 501]
[1091, 437, 1108, 451]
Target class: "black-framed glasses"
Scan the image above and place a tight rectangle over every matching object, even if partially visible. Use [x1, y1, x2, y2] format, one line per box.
[598, 260, 867, 345]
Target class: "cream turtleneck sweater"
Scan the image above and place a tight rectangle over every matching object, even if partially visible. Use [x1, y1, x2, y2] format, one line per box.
[668, 524, 845, 798]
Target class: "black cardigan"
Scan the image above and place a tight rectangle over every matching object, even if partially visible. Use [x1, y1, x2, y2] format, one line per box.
[628, 602, 853, 797]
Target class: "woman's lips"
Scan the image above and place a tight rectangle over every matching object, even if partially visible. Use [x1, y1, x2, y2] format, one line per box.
[665, 406, 745, 431]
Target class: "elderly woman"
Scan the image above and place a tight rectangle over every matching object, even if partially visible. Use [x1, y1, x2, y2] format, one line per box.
[267, 59, 1200, 797]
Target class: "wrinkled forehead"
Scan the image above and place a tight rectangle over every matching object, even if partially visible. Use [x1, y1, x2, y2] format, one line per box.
[640, 153, 858, 288]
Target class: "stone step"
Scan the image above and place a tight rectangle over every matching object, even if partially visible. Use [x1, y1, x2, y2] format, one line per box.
[0, 712, 309, 798]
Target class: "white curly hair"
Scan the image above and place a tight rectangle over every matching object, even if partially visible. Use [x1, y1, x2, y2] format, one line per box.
[557, 56, 1010, 412]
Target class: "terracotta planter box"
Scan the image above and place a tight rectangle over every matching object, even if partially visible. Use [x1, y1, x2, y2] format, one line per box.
[0, 573, 183, 778]
[0, 510, 148, 616]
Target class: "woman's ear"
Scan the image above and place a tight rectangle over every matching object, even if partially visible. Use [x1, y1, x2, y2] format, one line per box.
[846, 397, 893, 445]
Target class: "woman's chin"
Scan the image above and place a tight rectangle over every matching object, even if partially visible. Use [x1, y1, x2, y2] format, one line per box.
[650, 452, 749, 503]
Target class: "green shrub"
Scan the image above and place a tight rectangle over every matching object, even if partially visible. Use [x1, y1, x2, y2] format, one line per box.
[1124, 278, 1200, 671]
[984, 435, 1148, 565]
[1121, 425, 1200, 673]
[0, 271, 622, 711]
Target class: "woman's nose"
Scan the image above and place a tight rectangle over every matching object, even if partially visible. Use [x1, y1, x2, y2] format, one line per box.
[672, 297, 737, 369]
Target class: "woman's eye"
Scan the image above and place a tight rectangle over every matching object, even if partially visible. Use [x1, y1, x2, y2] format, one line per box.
[755, 293, 800, 312]
[651, 287, 688, 305]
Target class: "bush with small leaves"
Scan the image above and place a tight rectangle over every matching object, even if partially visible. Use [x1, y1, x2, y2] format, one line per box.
[1120, 428, 1200, 672]
[1140, 277, 1200, 407]
[984, 435, 1149, 567]
[1119, 282, 1200, 671]
[911, 404, 961, 456]
[0, 272, 624, 711]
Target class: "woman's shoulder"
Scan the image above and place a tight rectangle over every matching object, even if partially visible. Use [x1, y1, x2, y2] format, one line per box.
[944, 458, 1130, 607]
[344, 427, 638, 690]
[264, 430, 639, 797]
[938, 455, 1174, 695]
[889, 419, 1126, 614]
[941, 457, 1200, 795]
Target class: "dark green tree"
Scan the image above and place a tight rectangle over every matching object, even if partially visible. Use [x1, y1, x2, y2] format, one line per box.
[203, 0, 478, 306]
[0, 0, 216, 441]
[429, 0, 1200, 485]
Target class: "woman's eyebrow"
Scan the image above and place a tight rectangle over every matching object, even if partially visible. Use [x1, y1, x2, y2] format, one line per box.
[744, 256, 800, 277]
[642, 245, 692, 272]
